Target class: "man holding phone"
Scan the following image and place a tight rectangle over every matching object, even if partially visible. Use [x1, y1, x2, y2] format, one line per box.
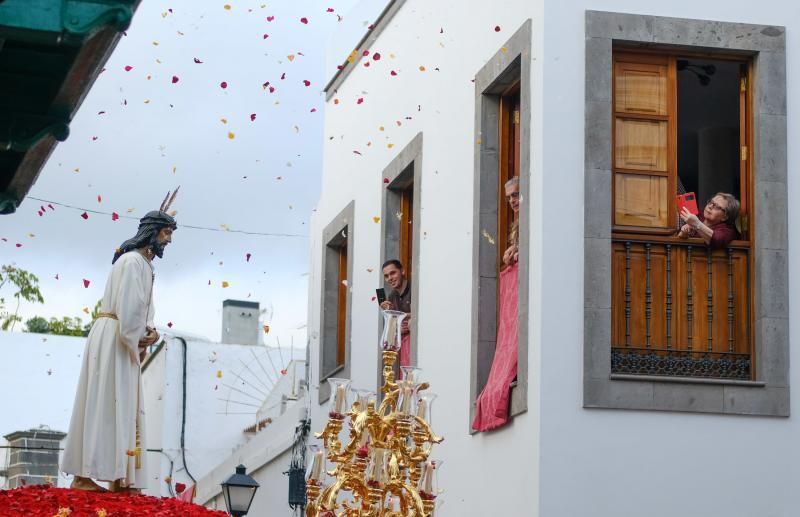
[379, 259, 411, 367]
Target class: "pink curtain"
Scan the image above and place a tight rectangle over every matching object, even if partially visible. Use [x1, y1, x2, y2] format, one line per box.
[472, 262, 519, 432]
[399, 333, 411, 372]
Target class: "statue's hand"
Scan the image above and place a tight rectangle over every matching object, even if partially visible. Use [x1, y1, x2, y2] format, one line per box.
[139, 327, 160, 347]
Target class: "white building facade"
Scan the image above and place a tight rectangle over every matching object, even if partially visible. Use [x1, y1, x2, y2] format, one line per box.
[213, 1, 799, 516]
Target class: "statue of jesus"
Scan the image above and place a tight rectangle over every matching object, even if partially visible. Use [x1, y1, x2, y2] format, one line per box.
[62, 193, 178, 492]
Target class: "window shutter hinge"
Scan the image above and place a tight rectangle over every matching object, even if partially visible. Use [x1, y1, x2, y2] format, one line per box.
[513, 110, 520, 124]
[741, 145, 748, 161]
[740, 77, 747, 92]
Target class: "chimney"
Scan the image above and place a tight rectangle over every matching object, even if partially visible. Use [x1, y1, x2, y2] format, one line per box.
[221, 299, 260, 346]
[3, 427, 66, 488]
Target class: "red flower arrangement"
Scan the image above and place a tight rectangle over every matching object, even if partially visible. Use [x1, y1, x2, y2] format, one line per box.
[0, 485, 227, 517]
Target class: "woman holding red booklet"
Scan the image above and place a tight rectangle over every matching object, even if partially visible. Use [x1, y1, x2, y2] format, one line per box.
[677, 192, 740, 249]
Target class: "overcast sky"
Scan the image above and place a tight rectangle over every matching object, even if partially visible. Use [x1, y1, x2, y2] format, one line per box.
[0, 0, 387, 346]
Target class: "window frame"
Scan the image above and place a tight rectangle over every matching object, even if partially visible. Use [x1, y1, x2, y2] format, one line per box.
[318, 201, 355, 404]
[470, 20, 532, 431]
[584, 11, 788, 416]
[379, 133, 423, 391]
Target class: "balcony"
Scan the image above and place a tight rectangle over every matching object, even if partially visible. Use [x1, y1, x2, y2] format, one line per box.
[611, 236, 752, 380]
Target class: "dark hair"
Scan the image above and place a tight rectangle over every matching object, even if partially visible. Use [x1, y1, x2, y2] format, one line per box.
[381, 259, 403, 271]
[112, 210, 177, 264]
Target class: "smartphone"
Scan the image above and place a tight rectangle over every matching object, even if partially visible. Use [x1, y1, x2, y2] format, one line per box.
[375, 288, 386, 304]
[676, 192, 699, 216]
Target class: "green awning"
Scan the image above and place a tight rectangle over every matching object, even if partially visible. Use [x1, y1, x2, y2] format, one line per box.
[0, 0, 138, 214]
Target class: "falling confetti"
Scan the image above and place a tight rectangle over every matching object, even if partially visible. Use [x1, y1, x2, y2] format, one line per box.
[83, 279, 91, 288]
[167, 321, 174, 328]
[494, 25, 501, 32]
[222, 281, 230, 288]
[250, 113, 257, 121]
[372, 216, 380, 223]
[82, 307, 89, 314]
[227, 132, 235, 139]
[80, 212, 89, 220]
[481, 229, 496, 245]
[220, 81, 228, 89]
[216, 370, 222, 378]
[193, 57, 203, 63]
[112, 212, 119, 221]
[266, 15, 275, 21]
[263, 325, 270, 333]
[246, 253, 252, 262]
[303, 79, 311, 86]
[300, 17, 308, 24]
[124, 65, 133, 72]
[224, 4, 231, 10]
[171, 75, 179, 83]
[97, 195, 102, 203]
[373, 52, 381, 60]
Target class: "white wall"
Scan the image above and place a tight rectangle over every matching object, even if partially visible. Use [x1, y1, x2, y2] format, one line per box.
[309, 2, 543, 515]
[537, 2, 800, 516]
[142, 336, 302, 497]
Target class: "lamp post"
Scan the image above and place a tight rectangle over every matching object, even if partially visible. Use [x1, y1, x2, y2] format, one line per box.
[221, 464, 260, 517]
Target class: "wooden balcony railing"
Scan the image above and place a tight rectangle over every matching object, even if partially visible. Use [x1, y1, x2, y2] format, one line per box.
[611, 236, 752, 380]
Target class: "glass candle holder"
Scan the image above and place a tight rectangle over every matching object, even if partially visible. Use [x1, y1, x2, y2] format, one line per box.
[414, 392, 437, 426]
[397, 380, 416, 417]
[400, 365, 422, 384]
[366, 447, 391, 487]
[327, 377, 351, 418]
[306, 444, 325, 483]
[352, 388, 376, 413]
[380, 310, 407, 352]
[418, 459, 444, 499]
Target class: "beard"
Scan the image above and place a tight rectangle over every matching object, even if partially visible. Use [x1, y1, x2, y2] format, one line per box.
[149, 235, 168, 259]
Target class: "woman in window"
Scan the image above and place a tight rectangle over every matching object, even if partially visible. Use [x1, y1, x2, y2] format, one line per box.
[677, 192, 740, 249]
[473, 176, 520, 432]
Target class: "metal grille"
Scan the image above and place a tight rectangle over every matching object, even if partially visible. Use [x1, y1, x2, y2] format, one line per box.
[611, 348, 750, 380]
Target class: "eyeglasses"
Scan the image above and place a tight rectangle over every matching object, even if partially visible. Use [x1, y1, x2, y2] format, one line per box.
[506, 192, 520, 201]
[706, 200, 727, 213]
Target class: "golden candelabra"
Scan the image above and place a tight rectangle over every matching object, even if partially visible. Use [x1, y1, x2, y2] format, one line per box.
[306, 310, 444, 517]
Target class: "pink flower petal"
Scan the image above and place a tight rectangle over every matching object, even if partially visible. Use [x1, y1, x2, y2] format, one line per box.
[326, 7, 334, 12]
[300, 17, 308, 24]
[250, 113, 257, 121]
[263, 33, 269, 39]
[220, 81, 228, 89]
[303, 79, 311, 86]
[80, 212, 89, 219]
[390, 70, 398, 76]
[266, 15, 274, 21]
[494, 25, 501, 32]
[83, 279, 90, 288]
[246, 253, 252, 262]
[194, 57, 203, 63]
[112, 212, 119, 221]
[373, 52, 381, 60]
[124, 65, 133, 72]
[171, 75, 180, 83]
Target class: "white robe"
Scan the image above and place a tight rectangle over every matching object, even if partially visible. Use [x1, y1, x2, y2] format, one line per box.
[62, 251, 154, 487]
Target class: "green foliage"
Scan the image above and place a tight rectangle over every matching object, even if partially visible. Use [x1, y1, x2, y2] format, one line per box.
[0, 264, 45, 331]
[47, 316, 88, 337]
[24, 316, 50, 334]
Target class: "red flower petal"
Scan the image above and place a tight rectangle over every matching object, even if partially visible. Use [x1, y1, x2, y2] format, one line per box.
[38, 211, 43, 216]
[15, 243, 22, 248]
[303, 79, 311, 86]
[357, 97, 364, 104]
[194, 57, 203, 63]
[263, 33, 269, 39]
[362, 50, 370, 57]
[172, 75, 180, 83]
[300, 17, 308, 24]
[124, 65, 133, 71]
[167, 321, 174, 328]
[112, 212, 120, 221]
[48, 204, 54, 210]
[246, 253, 252, 262]
[83, 279, 90, 288]
[92, 136, 98, 141]
[250, 113, 257, 121]
[220, 81, 228, 89]
[390, 70, 398, 76]
[383, 178, 390, 184]
[81, 212, 89, 219]
[310, 108, 317, 113]
[175, 482, 187, 494]
[280, 72, 286, 80]
[266, 15, 274, 21]
[494, 25, 501, 32]
[373, 52, 381, 60]
[326, 7, 334, 12]
[97, 195, 102, 203]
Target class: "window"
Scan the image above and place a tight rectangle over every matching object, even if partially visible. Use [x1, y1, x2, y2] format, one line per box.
[610, 49, 753, 380]
[379, 133, 422, 386]
[584, 11, 788, 416]
[471, 20, 531, 429]
[318, 202, 354, 403]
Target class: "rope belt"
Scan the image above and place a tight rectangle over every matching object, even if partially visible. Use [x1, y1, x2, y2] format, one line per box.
[97, 312, 118, 320]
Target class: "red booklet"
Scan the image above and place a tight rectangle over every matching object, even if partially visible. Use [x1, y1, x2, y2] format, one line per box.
[676, 192, 699, 216]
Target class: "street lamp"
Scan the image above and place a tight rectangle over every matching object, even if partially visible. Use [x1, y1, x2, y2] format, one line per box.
[221, 464, 260, 516]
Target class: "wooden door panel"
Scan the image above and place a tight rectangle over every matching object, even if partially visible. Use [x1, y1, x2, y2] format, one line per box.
[615, 118, 668, 172]
[615, 61, 668, 116]
[614, 174, 669, 227]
